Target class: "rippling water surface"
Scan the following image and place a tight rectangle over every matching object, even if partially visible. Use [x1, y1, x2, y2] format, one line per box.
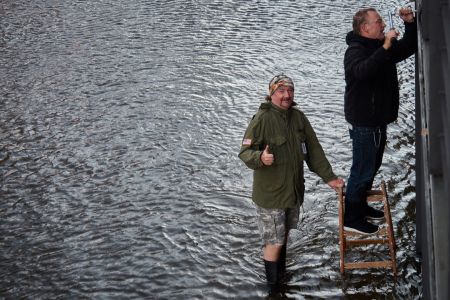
[1, 0, 420, 299]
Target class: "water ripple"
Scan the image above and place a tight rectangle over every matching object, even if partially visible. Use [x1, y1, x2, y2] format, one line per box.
[1, 0, 420, 298]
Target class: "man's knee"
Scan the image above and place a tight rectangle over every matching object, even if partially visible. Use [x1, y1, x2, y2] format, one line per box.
[263, 243, 284, 261]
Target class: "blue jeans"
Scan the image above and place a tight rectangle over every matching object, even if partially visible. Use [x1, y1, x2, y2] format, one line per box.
[345, 125, 387, 223]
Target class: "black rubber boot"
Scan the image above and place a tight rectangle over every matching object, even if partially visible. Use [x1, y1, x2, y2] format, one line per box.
[277, 244, 287, 282]
[264, 259, 279, 296]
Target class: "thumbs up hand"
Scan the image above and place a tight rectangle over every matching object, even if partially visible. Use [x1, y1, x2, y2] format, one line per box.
[261, 145, 274, 166]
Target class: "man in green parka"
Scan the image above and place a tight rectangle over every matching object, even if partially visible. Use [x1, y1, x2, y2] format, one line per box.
[239, 74, 344, 295]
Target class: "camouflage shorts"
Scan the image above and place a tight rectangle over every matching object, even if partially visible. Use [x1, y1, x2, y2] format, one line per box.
[256, 203, 300, 245]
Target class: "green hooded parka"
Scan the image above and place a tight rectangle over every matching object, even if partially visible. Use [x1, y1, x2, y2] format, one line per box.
[239, 102, 337, 208]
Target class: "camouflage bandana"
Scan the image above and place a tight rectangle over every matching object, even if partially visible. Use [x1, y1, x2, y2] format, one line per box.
[269, 74, 294, 96]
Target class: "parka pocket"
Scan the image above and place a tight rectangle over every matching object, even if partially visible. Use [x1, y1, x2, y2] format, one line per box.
[268, 135, 287, 164]
[254, 163, 286, 192]
[254, 135, 287, 192]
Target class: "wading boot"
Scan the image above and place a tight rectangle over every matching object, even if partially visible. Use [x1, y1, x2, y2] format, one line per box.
[264, 259, 279, 296]
[277, 244, 287, 282]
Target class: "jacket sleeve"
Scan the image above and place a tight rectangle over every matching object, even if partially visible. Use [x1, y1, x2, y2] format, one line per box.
[238, 115, 264, 170]
[344, 43, 390, 81]
[390, 20, 418, 63]
[302, 115, 337, 183]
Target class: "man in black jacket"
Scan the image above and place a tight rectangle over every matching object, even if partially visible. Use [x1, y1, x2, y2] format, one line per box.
[343, 7, 417, 234]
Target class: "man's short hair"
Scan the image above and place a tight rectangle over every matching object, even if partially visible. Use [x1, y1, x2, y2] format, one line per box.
[353, 8, 377, 35]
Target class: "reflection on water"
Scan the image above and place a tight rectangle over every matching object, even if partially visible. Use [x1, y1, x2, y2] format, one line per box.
[0, 0, 420, 298]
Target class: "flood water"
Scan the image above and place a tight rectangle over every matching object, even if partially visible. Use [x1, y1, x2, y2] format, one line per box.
[0, 0, 421, 299]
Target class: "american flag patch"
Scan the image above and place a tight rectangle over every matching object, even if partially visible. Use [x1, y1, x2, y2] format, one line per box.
[242, 138, 252, 146]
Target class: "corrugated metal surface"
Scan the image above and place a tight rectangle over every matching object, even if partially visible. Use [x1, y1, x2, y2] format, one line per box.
[415, 0, 450, 299]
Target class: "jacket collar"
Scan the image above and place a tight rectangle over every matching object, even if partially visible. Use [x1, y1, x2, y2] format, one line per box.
[345, 30, 383, 48]
[260, 101, 297, 113]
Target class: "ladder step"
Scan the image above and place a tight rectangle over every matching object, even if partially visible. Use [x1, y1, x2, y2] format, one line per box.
[344, 260, 393, 269]
[344, 227, 388, 237]
[367, 194, 385, 202]
[346, 238, 389, 246]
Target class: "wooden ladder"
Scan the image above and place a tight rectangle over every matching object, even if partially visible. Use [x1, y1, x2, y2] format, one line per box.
[337, 181, 397, 275]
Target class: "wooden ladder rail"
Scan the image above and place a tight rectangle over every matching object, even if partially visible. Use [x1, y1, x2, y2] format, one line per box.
[338, 181, 397, 275]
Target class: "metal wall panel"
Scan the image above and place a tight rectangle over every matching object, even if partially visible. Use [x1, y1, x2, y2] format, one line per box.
[416, 0, 450, 299]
